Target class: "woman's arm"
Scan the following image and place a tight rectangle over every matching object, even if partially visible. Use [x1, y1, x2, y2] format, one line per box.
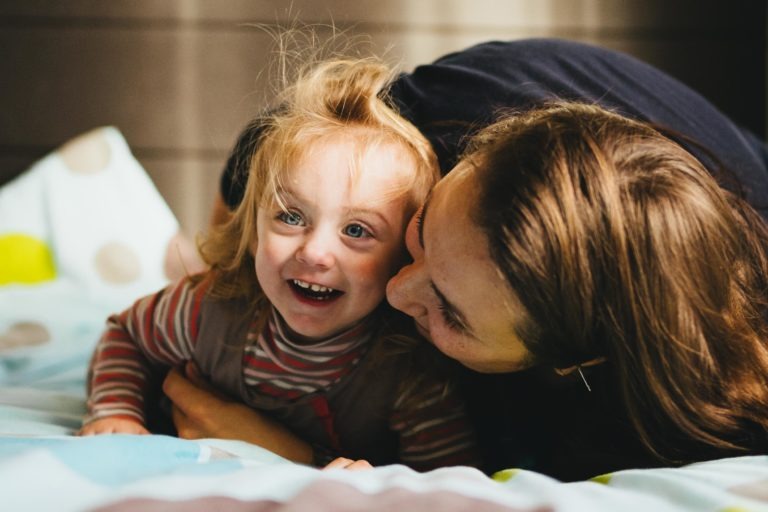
[163, 363, 314, 465]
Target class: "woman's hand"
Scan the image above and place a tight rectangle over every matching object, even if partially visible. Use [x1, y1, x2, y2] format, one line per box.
[162, 363, 235, 440]
[163, 362, 314, 465]
[323, 457, 374, 471]
[78, 417, 149, 436]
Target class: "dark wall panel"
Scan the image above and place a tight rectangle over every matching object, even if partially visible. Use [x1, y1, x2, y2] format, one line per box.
[1, 0, 765, 233]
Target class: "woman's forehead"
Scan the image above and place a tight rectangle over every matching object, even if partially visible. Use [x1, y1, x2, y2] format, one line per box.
[426, 163, 520, 334]
[427, 162, 477, 219]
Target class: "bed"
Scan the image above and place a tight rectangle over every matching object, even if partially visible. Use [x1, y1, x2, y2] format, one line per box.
[2, 127, 767, 511]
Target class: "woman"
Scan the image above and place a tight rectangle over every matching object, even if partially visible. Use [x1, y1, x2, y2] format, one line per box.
[164, 39, 768, 481]
[384, 102, 768, 478]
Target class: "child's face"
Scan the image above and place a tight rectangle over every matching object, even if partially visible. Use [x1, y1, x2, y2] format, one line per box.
[254, 135, 416, 340]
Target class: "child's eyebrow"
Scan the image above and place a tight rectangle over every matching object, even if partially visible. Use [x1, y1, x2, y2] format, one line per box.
[275, 191, 393, 226]
[345, 207, 390, 224]
[273, 188, 299, 204]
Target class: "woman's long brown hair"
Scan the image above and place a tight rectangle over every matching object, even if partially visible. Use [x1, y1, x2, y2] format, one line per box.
[469, 102, 768, 462]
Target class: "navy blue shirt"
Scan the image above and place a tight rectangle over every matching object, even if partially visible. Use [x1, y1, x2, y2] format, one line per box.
[391, 38, 768, 214]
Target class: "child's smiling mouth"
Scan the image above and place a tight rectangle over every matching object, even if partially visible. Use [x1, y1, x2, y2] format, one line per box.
[289, 279, 344, 303]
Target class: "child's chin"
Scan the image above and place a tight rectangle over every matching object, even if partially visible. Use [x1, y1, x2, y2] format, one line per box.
[282, 318, 340, 342]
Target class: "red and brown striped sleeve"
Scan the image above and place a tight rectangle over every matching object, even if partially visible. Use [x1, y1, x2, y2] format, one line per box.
[83, 277, 209, 426]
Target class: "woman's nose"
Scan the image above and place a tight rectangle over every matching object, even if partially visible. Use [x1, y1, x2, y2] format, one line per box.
[296, 230, 335, 268]
[386, 260, 428, 318]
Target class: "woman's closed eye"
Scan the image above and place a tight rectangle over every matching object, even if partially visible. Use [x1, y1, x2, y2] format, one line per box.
[437, 302, 466, 332]
[277, 210, 304, 226]
[431, 283, 471, 335]
[415, 208, 424, 235]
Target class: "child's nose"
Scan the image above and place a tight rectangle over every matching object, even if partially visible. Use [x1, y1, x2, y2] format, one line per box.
[295, 230, 335, 269]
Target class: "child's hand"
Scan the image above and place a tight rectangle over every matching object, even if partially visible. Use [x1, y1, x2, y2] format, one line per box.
[78, 417, 150, 436]
[323, 457, 374, 471]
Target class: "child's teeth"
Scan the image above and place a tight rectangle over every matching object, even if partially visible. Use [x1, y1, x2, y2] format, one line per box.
[293, 280, 333, 293]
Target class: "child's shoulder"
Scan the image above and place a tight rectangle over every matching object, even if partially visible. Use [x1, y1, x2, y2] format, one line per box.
[159, 272, 214, 298]
[129, 272, 219, 314]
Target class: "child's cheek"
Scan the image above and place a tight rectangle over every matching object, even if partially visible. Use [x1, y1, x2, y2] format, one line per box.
[354, 247, 405, 292]
[254, 234, 290, 276]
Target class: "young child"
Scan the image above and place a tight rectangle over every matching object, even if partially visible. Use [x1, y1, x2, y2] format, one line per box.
[79, 57, 479, 470]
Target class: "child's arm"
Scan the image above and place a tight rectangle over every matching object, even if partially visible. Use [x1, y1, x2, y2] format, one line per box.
[391, 380, 482, 471]
[79, 278, 206, 435]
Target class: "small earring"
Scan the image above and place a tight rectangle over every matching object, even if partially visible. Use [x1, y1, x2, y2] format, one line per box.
[577, 366, 592, 392]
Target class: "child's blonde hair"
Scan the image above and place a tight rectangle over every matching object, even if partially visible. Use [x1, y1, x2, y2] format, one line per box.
[200, 56, 439, 306]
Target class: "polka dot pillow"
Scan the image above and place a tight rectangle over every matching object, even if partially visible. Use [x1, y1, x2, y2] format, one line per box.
[0, 126, 179, 298]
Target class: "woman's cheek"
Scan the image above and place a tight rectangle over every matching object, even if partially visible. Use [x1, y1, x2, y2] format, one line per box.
[426, 315, 450, 348]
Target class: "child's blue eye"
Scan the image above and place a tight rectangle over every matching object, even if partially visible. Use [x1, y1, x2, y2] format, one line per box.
[277, 211, 304, 226]
[343, 223, 371, 239]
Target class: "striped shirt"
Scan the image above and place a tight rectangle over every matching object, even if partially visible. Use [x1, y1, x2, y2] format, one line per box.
[244, 308, 374, 401]
[86, 277, 480, 471]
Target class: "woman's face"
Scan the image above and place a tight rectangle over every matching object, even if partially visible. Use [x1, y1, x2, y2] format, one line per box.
[386, 162, 534, 373]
